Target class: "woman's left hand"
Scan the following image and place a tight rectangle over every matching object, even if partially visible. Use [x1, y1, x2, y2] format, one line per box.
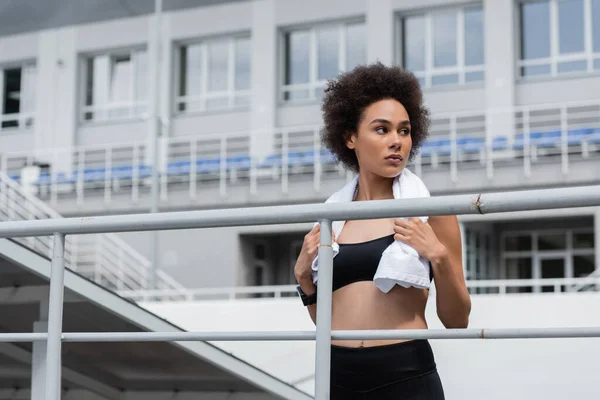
[393, 217, 447, 262]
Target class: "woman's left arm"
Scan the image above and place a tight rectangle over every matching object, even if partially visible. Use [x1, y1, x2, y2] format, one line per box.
[427, 215, 471, 328]
[394, 215, 471, 328]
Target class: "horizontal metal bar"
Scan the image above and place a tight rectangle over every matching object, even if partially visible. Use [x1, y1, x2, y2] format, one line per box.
[1, 327, 600, 343]
[1, 186, 600, 238]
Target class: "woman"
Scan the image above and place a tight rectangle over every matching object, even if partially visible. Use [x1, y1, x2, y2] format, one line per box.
[294, 63, 471, 399]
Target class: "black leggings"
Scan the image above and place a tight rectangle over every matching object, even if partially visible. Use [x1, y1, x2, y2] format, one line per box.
[330, 339, 445, 400]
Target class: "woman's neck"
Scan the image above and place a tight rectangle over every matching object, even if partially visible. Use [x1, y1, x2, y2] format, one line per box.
[354, 171, 395, 201]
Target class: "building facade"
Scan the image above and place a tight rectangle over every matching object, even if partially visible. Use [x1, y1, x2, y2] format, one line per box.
[0, 0, 599, 291]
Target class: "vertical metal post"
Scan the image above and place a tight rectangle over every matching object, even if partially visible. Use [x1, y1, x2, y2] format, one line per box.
[31, 300, 48, 400]
[150, 0, 163, 290]
[314, 219, 333, 400]
[594, 210, 600, 290]
[45, 233, 66, 400]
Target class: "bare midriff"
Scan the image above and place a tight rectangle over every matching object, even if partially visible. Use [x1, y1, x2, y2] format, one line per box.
[330, 280, 429, 348]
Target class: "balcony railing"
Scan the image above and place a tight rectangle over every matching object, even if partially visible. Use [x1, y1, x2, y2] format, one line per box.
[0, 170, 185, 292]
[116, 276, 600, 303]
[1, 99, 600, 206]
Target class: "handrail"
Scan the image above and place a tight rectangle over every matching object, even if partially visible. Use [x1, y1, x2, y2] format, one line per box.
[1, 185, 599, 238]
[115, 277, 600, 302]
[0, 171, 184, 292]
[2, 183, 600, 400]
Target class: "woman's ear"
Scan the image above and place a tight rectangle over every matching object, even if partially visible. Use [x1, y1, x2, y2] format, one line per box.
[346, 132, 357, 150]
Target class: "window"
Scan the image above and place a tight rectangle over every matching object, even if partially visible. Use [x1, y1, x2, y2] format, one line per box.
[177, 36, 251, 113]
[502, 228, 595, 292]
[282, 21, 366, 102]
[400, 6, 484, 87]
[81, 49, 147, 122]
[0, 63, 36, 130]
[519, 0, 600, 77]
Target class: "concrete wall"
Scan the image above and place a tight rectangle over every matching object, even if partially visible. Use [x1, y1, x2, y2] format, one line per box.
[118, 227, 241, 288]
[3, 0, 585, 155]
[142, 292, 600, 399]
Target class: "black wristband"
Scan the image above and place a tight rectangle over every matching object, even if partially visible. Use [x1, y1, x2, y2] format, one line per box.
[296, 285, 317, 306]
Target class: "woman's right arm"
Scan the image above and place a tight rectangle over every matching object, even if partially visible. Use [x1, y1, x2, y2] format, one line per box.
[294, 224, 329, 324]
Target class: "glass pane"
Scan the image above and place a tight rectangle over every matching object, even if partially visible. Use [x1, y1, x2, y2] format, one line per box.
[285, 30, 310, 85]
[538, 233, 566, 250]
[2, 68, 21, 128]
[520, 1, 551, 60]
[432, 73, 459, 86]
[573, 232, 594, 249]
[182, 44, 202, 96]
[505, 235, 532, 252]
[505, 258, 532, 293]
[85, 60, 94, 106]
[134, 50, 147, 102]
[558, 60, 587, 73]
[465, 70, 484, 82]
[318, 27, 339, 80]
[206, 97, 229, 110]
[254, 243, 266, 260]
[595, 58, 600, 70]
[208, 40, 229, 92]
[573, 254, 595, 277]
[593, 0, 600, 52]
[235, 37, 251, 90]
[403, 15, 426, 71]
[540, 258, 565, 292]
[284, 89, 309, 101]
[558, 0, 585, 54]
[346, 23, 366, 71]
[433, 11, 458, 67]
[234, 94, 250, 107]
[521, 64, 551, 76]
[464, 7, 484, 66]
[109, 55, 132, 103]
[84, 59, 94, 119]
[315, 86, 325, 99]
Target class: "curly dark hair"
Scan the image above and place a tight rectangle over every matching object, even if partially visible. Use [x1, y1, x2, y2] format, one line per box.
[321, 62, 430, 172]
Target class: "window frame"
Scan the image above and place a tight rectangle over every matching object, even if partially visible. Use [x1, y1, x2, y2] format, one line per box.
[500, 228, 595, 287]
[174, 33, 251, 116]
[517, 0, 599, 79]
[79, 47, 148, 124]
[396, 4, 485, 88]
[279, 18, 366, 104]
[0, 60, 37, 131]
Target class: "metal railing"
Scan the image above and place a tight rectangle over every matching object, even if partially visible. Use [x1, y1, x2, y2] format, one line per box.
[116, 276, 600, 302]
[2, 98, 600, 207]
[1, 185, 600, 399]
[0, 170, 184, 292]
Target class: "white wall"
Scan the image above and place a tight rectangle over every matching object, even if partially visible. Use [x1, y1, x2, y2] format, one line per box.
[142, 292, 600, 399]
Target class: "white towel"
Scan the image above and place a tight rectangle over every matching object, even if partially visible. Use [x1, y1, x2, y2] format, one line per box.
[311, 168, 431, 293]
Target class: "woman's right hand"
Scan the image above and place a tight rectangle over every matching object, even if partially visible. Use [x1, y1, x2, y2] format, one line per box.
[294, 224, 334, 289]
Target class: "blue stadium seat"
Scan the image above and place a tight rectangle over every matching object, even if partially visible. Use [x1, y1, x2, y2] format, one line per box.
[567, 128, 593, 146]
[35, 172, 51, 185]
[197, 157, 221, 173]
[167, 160, 191, 176]
[588, 128, 600, 143]
[287, 152, 305, 166]
[111, 165, 134, 180]
[258, 154, 281, 168]
[457, 137, 485, 153]
[227, 155, 252, 170]
[492, 136, 508, 151]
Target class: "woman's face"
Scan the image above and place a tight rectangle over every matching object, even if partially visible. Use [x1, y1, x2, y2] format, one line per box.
[346, 99, 412, 178]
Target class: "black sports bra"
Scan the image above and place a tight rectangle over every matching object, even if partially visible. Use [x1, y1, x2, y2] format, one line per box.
[332, 234, 433, 292]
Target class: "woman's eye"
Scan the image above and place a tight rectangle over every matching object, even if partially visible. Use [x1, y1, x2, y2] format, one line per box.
[400, 129, 410, 135]
[376, 127, 387, 134]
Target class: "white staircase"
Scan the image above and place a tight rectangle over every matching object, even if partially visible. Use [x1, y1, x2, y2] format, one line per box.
[0, 171, 185, 292]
